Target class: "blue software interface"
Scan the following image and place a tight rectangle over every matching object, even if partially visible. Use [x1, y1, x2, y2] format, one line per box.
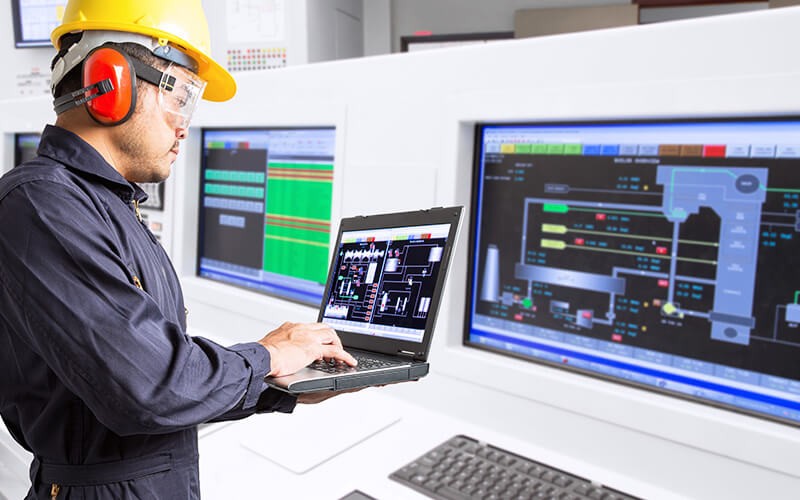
[466, 118, 800, 425]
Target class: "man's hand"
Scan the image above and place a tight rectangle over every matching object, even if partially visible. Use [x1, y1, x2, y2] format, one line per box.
[258, 322, 357, 377]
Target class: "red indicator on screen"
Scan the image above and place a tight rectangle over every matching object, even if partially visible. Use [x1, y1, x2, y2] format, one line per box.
[514, 313, 524, 321]
[658, 279, 669, 288]
[574, 238, 585, 245]
[582, 311, 592, 319]
[656, 246, 668, 255]
[595, 213, 607, 221]
[612, 334, 623, 342]
[367, 237, 375, 242]
[422, 233, 431, 239]
[703, 144, 726, 157]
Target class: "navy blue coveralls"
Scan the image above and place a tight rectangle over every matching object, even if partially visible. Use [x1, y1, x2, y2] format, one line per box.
[0, 126, 297, 499]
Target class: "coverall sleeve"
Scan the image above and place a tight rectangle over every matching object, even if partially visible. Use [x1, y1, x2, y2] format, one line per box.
[0, 180, 290, 436]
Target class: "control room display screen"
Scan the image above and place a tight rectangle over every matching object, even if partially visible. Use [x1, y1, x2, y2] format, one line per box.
[197, 127, 335, 306]
[465, 118, 800, 426]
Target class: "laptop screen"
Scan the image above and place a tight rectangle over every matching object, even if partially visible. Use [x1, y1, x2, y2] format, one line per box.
[321, 223, 453, 343]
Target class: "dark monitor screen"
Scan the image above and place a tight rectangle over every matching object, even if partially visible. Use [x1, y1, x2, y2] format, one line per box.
[466, 117, 800, 427]
[14, 132, 40, 165]
[197, 127, 336, 306]
[11, 0, 67, 48]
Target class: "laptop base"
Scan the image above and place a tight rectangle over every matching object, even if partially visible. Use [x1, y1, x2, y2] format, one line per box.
[268, 363, 429, 394]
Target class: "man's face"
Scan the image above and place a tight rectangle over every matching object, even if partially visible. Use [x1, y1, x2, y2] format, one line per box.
[111, 62, 205, 184]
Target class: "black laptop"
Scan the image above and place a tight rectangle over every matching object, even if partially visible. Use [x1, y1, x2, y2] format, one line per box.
[266, 206, 463, 394]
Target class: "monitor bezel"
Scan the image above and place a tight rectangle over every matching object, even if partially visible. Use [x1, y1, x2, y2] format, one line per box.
[11, 0, 59, 48]
[196, 125, 337, 308]
[322, 206, 463, 360]
[463, 115, 800, 429]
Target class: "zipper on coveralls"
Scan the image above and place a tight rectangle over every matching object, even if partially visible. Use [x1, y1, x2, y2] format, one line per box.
[132, 199, 143, 223]
[50, 483, 60, 499]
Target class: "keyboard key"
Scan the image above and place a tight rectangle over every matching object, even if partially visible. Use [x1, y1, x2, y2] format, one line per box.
[436, 485, 470, 500]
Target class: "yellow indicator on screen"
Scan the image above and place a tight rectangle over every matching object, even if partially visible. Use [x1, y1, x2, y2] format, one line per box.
[541, 224, 568, 235]
[501, 143, 516, 153]
[662, 302, 684, 318]
[541, 239, 566, 250]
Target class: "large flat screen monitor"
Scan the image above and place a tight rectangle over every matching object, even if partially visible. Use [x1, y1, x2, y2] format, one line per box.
[14, 132, 40, 165]
[11, 0, 67, 48]
[466, 117, 800, 427]
[197, 127, 336, 306]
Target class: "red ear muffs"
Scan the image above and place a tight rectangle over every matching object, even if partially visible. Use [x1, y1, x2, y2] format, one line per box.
[82, 45, 137, 126]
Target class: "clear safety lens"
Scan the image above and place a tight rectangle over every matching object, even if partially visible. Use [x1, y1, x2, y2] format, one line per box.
[157, 62, 207, 129]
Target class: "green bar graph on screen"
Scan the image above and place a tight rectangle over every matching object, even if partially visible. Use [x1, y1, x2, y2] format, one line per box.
[264, 162, 333, 285]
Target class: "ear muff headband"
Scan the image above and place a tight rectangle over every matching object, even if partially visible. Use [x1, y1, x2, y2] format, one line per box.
[52, 45, 137, 126]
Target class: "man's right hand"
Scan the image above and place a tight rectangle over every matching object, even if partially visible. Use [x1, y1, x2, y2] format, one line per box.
[258, 322, 357, 377]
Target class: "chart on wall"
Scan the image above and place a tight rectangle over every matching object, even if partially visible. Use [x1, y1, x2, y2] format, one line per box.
[224, 0, 287, 71]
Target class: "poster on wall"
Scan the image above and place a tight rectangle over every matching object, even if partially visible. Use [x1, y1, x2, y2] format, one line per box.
[226, 0, 285, 43]
[224, 0, 287, 72]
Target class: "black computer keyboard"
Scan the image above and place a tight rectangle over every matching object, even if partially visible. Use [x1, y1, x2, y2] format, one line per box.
[390, 435, 640, 500]
[308, 355, 401, 374]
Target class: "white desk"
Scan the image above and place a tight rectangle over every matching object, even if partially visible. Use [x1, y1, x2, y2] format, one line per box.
[0, 421, 32, 499]
[198, 376, 676, 500]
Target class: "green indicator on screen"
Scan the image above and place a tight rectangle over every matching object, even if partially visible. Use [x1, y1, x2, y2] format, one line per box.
[542, 224, 567, 234]
[541, 239, 566, 250]
[547, 144, 565, 154]
[543, 203, 569, 214]
[515, 144, 532, 153]
[532, 144, 548, 154]
[564, 144, 582, 155]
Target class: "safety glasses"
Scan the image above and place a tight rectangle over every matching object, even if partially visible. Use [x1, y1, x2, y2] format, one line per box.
[156, 62, 207, 130]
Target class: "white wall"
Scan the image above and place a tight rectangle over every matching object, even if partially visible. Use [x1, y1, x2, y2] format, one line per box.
[173, 7, 800, 498]
[364, 0, 391, 56]
[639, 2, 765, 23]
[307, 0, 364, 63]
[0, 2, 54, 100]
[388, 0, 631, 51]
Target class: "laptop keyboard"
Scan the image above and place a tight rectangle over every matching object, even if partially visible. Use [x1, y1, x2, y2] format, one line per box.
[308, 354, 403, 374]
[390, 435, 640, 500]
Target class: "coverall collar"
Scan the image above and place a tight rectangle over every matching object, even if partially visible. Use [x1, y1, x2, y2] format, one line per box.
[37, 124, 149, 203]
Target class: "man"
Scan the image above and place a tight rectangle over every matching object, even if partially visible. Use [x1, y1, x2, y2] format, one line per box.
[0, 0, 356, 498]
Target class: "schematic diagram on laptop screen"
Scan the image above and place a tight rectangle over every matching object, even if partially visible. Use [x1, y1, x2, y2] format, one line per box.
[467, 119, 800, 425]
[322, 224, 451, 343]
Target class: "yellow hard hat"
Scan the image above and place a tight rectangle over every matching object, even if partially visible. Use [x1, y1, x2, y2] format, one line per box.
[51, 0, 235, 102]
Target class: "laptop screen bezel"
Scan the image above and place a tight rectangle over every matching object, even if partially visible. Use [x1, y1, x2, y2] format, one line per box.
[318, 206, 463, 360]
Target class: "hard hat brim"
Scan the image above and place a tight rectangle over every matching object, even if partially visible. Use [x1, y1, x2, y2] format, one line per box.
[194, 56, 236, 102]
